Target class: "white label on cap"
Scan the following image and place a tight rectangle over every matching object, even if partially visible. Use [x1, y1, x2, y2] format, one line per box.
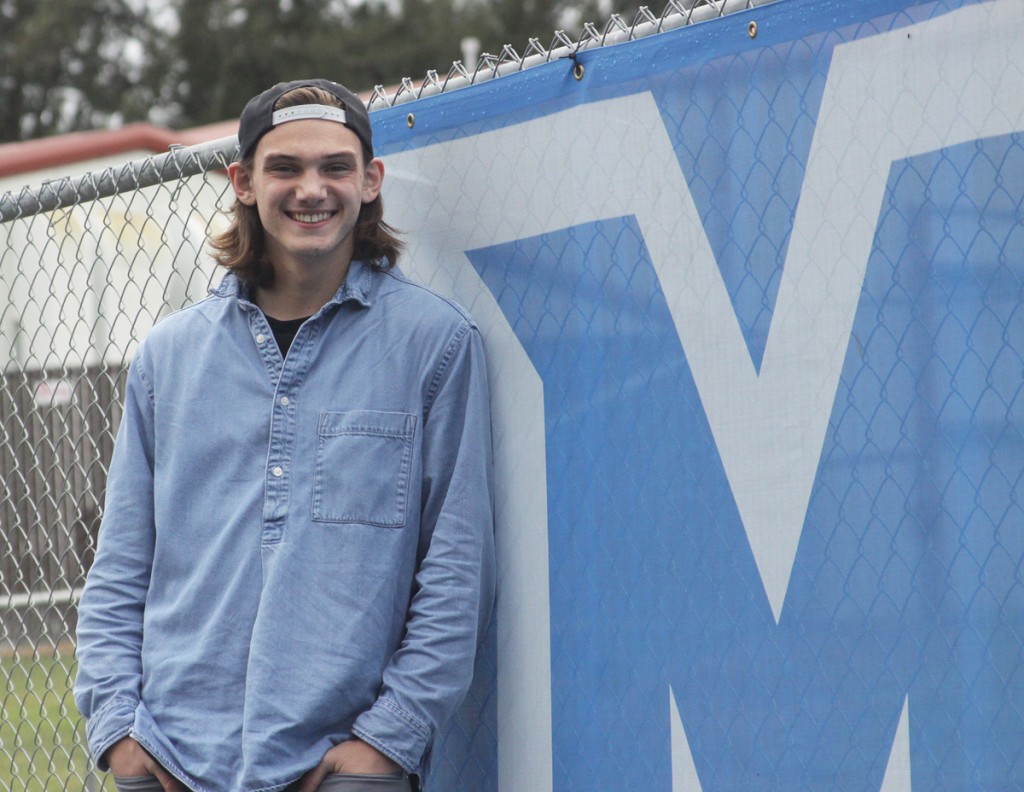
[272, 104, 348, 126]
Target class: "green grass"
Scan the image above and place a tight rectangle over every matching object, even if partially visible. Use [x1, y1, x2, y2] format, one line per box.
[0, 650, 110, 791]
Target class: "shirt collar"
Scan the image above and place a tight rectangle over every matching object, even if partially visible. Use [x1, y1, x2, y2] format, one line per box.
[211, 258, 376, 310]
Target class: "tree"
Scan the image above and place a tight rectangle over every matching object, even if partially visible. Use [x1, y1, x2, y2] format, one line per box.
[0, 0, 647, 140]
[169, 0, 344, 126]
[0, 0, 158, 142]
[163, 0, 644, 128]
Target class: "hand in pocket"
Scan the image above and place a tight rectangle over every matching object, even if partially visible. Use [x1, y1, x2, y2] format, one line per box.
[106, 737, 186, 791]
[296, 738, 403, 791]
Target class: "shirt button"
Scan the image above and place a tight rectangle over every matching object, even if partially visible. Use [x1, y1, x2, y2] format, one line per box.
[256, 333, 266, 344]
[280, 396, 290, 406]
[272, 466, 283, 477]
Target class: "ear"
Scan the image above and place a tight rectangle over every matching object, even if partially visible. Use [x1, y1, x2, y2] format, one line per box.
[228, 162, 257, 206]
[361, 158, 384, 204]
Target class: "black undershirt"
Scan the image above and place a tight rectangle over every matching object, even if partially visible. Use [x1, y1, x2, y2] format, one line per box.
[264, 314, 310, 357]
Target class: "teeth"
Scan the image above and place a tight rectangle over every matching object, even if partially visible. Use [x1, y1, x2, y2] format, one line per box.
[292, 212, 331, 223]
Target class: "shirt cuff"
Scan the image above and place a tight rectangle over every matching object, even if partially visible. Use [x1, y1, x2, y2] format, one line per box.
[351, 697, 432, 774]
[85, 694, 138, 771]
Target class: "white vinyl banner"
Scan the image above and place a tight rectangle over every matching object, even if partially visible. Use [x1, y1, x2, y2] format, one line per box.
[374, 0, 1024, 788]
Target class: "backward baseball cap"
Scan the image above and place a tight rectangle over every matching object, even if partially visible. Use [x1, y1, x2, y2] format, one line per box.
[237, 78, 373, 160]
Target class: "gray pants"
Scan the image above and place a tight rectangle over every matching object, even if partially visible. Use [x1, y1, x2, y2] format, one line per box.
[294, 774, 413, 791]
[114, 773, 413, 792]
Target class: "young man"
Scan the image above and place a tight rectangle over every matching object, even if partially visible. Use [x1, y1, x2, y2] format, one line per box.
[74, 79, 495, 792]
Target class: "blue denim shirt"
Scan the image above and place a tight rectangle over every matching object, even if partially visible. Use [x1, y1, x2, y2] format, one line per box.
[74, 261, 495, 792]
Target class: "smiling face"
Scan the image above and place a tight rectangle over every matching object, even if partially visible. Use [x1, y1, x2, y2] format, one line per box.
[227, 118, 383, 284]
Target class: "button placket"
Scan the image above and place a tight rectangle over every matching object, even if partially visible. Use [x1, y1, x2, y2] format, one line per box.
[261, 319, 314, 545]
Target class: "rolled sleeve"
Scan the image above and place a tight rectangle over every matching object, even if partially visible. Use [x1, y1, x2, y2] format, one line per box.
[84, 695, 138, 771]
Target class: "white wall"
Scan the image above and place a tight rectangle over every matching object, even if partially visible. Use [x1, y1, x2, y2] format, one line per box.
[1, 151, 229, 374]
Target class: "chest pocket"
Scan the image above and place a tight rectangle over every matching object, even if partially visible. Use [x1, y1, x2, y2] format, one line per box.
[312, 410, 417, 527]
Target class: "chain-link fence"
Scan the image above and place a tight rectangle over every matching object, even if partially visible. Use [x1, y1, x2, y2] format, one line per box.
[0, 144, 232, 788]
[2, 0, 1023, 789]
[1, 3, 777, 787]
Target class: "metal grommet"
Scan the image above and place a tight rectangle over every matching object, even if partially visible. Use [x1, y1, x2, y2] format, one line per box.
[748, 20, 758, 38]
[406, 113, 415, 128]
[573, 62, 585, 81]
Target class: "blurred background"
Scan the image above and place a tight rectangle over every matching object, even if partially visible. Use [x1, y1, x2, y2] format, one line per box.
[0, 0, 642, 144]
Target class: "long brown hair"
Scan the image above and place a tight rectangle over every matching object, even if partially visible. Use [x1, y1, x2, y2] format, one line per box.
[209, 86, 403, 288]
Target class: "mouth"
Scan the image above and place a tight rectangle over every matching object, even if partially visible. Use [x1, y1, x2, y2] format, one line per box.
[287, 210, 335, 224]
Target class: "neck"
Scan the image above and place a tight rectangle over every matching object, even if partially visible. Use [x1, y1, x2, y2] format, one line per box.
[256, 256, 352, 320]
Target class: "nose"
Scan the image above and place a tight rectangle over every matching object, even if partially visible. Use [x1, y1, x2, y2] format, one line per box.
[294, 169, 326, 201]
